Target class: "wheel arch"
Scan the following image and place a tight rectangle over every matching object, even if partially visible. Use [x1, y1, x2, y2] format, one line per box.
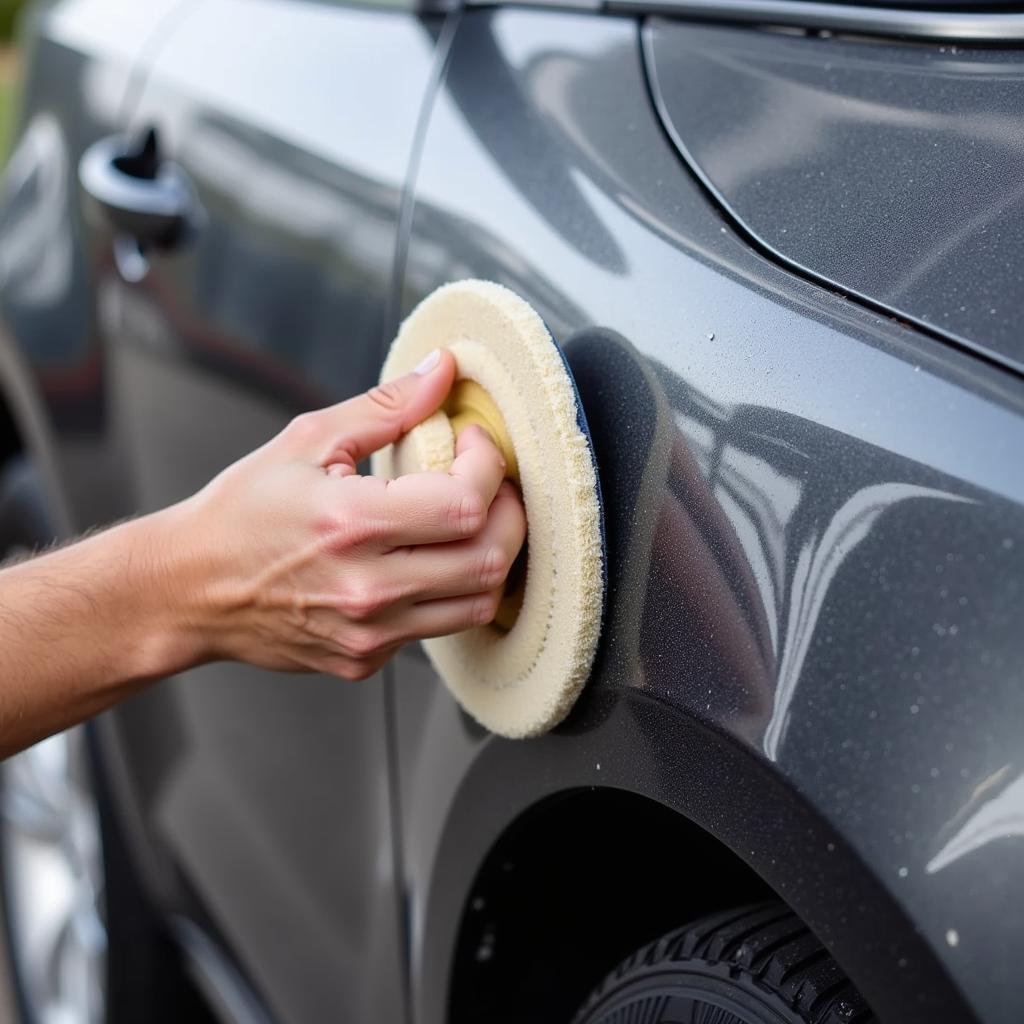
[419, 688, 976, 1024]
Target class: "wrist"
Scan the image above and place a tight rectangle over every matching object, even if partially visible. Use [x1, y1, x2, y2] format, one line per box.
[114, 501, 222, 679]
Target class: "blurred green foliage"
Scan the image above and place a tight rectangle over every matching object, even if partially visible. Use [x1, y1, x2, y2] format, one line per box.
[0, 77, 14, 162]
[0, 0, 27, 42]
[0, 0, 23, 163]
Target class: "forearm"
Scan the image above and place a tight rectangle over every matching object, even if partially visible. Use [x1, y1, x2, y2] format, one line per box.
[0, 509, 196, 758]
[0, 350, 523, 759]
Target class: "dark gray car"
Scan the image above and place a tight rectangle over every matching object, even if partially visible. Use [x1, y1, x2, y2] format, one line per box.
[0, 0, 1020, 1022]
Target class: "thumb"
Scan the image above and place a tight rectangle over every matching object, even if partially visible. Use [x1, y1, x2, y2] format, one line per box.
[312, 348, 455, 469]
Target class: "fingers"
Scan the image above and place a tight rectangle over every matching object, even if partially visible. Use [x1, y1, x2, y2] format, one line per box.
[283, 348, 457, 468]
[306, 577, 505, 678]
[322, 472, 485, 546]
[321, 428, 511, 547]
[311, 584, 502, 680]
[387, 482, 526, 600]
[448, 423, 507, 510]
[399, 588, 506, 641]
[314, 650, 394, 683]
[371, 425, 507, 545]
[377, 425, 508, 545]
[308, 481, 525, 673]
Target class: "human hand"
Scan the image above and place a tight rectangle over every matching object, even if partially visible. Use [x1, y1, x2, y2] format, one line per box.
[159, 349, 526, 679]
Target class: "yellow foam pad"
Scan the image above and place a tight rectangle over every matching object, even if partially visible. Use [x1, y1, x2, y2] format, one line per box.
[444, 379, 519, 483]
[371, 280, 603, 739]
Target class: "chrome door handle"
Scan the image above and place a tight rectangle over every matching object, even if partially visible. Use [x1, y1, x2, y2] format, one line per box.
[79, 128, 195, 249]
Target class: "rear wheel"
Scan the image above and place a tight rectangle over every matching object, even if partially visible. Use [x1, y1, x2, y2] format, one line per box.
[572, 901, 876, 1024]
[1, 729, 107, 1024]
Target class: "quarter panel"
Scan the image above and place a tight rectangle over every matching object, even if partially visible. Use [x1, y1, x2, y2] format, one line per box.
[396, 11, 1024, 1024]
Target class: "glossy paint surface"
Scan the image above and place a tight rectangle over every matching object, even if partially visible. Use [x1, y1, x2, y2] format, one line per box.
[114, 4, 442, 1021]
[396, 10, 1024, 1024]
[2, 3, 1023, 1024]
[1, 0, 442, 1021]
[0, 0, 190, 535]
[645, 21, 1024, 374]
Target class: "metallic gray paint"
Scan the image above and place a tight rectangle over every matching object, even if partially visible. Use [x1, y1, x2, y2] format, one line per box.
[0, 3, 1021, 1024]
[110, 3, 444, 1021]
[3, 0, 442, 1021]
[645, 21, 1024, 376]
[397, 10, 1023, 1024]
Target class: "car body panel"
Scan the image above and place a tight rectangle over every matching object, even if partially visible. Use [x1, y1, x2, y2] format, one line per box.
[396, 10, 1024, 1023]
[0, 0, 191, 536]
[645, 19, 1024, 374]
[111, 3, 446, 1020]
[0, 3, 1022, 1024]
[3, 0, 446, 1021]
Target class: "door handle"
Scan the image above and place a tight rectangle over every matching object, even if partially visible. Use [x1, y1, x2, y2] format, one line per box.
[79, 129, 195, 249]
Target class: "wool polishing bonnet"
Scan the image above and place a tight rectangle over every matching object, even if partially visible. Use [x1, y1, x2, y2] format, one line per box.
[371, 280, 605, 738]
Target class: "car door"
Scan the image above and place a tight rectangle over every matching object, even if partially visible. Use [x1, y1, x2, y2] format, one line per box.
[88, 1, 446, 1020]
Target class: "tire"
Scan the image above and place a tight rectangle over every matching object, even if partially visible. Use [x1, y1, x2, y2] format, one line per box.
[572, 901, 876, 1024]
[0, 455, 212, 1024]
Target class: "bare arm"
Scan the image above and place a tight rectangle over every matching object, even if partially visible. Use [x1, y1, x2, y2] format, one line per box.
[0, 349, 525, 759]
[0, 512, 195, 755]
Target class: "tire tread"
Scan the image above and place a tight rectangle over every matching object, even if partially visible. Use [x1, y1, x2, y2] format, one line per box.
[572, 901, 876, 1024]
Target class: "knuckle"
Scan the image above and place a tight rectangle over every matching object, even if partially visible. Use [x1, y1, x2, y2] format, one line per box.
[343, 626, 385, 660]
[328, 515, 376, 549]
[314, 509, 351, 544]
[366, 380, 405, 417]
[284, 411, 321, 445]
[333, 661, 362, 681]
[447, 490, 485, 536]
[316, 503, 380, 550]
[344, 660, 379, 682]
[477, 545, 510, 590]
[337, 578, 387, 622]
[472, 591, 501, 627]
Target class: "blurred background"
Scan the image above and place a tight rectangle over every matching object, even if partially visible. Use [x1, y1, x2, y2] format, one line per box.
[0, 6, 27, 1018]
[0, 0, 24, 162]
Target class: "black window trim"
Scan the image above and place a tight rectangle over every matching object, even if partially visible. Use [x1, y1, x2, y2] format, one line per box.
[458, 0, 1024, 42]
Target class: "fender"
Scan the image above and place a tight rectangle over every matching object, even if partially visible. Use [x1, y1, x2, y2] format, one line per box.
[414, 686, 976, 1024]
[401, 324, 1013, 1024]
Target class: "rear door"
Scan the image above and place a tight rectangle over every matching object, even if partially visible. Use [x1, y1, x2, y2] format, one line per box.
[92, 2, 446, 1020]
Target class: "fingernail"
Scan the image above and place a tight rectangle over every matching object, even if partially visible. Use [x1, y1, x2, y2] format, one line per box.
[414, 348, 441, 375]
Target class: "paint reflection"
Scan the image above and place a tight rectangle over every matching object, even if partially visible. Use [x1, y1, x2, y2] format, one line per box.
[111, 112, 401, 409]
[0, 116, 73, 317]
[648, 363, 975, 757]
[442, 19, 627, 275]
[765, 481, 973, 759]
[567, 328, 976, 760]
[927, 765, 1024, 873]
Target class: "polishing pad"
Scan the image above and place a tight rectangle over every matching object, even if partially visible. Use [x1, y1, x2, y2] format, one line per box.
[372, 280, 604, 738]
